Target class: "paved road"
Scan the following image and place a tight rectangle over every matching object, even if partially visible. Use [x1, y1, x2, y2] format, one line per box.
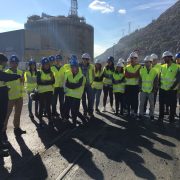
[1, 100, 180, 180]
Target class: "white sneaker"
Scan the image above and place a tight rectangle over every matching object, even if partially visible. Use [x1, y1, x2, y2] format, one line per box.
[103, 107, 106, 112]
[111, 107, 115, 112]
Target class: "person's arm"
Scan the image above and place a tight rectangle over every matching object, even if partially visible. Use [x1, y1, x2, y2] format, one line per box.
[66, 76, 83, 89]
[170, 70, 180, 90]
[152, 75, 158, 92]
[0, 71, 21, 82]
[37, 71, 55, 85]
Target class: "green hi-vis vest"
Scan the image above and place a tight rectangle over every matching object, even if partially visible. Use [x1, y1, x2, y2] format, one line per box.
[160, 63, 179, 91]
[24, 71, 37, 93]
[38, 71, 54, 94]
[152, 63, 162, 75]
[103, 67, 114, 85]
[79, 64, 94, 85]
[91, 69, 103, 90]
[51, 65, 64, 88]
[140, 67, 157, 93]
[5, 69, 23, 100]
[113, 72, 125, 93]
[0, 65, 6, 88]
[65, 70, 86, 99]
[125, 64, 141, 85]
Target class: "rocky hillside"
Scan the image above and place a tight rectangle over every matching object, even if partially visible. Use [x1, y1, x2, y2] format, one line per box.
[97, 0, 180, 62]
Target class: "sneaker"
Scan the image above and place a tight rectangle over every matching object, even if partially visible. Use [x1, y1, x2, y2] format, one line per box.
[83, 112, 87, 116]
[111, 107, 115, 112]
[14, 128, 26, 137]
[0, 141, 10, 149]
[0, 148, 9, 157]
[95, 108, 101, 114]
[102, 107, 106, 112]
[150, 116, 154, 121]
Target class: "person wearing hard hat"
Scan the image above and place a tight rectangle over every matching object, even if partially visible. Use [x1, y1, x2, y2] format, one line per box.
[37, 57, 55, 127]
[79, 53, 94, 118]
[49, 55, 55, 67]
[125, 52, 141, 117]
[91, 59, 104, 113]
[158, 51, 179, 124]
[24, 59, 38, 119]
[63, 55, 86, 128]
[51, 55, 65, 119]
[139, 56, 158, 121]
[3, 55, 25, 140]
[0, 54, 22, 157]
[112, 62, 125, 116]
[102, 56, 115, 112]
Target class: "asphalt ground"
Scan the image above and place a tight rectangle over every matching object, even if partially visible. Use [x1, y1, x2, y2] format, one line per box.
[1, 97, 180, 180]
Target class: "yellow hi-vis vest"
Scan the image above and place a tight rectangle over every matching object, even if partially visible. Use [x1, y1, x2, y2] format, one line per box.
[65, 70, 86, 99]
[24, 71, 37, 93]
[80, 64, 94, 85]
[152, 63, 161, 75]
[103, 67, 114, 85]
[113, 72, 125, 93]
[51, 65, 64, 88]
[91, 69, 103, 90]
[125, 64, 141, 85]
[0, 65, 6, 88]
[160, 63, 179, 91]
[140, 67, 157, 93]
[38, 71, 54, 94]
[5, 68, 23, 100]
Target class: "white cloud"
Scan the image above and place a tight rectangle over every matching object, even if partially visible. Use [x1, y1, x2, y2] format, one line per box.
[118, 9, 127, 14]
[89, 0, 114, 14]
[135, 0, 177, 10]
[94, 44, 108, 57]
[0, 20, 24, 33]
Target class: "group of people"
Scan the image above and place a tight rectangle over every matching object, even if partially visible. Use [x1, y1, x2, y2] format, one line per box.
[0, 50, 180, 158]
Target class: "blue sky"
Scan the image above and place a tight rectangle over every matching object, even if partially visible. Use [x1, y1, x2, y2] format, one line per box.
[0, 0, 178, 56]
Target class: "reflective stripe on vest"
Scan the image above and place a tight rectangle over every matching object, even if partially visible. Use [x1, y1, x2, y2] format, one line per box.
[5, 69, 23, 100]
[160, 63, 178, 91]
[38, 71, 54, 93]
[91, 70, 103, 90]
[65, 71, 85, 99]
[140, 67, 157, 93]
[113, 73, 125, 93]
[24, 71, 37, 92]
[125, 64, 141, 85]
[103, 67, 114, 85]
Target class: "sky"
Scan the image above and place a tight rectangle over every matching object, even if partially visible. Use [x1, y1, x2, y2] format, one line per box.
[0, 0, 178, 57]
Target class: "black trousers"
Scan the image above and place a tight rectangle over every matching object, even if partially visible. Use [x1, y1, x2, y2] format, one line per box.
[52, 87, 64, 118]
[114, 92, 124, 114]
[125, 85, 139, 114]
[159, 89, 177, 121]
[39, 92, 53, 121]
[64, 96, 80, 124]
[0, 87, 8, 142]
[103, 85, 113, 107]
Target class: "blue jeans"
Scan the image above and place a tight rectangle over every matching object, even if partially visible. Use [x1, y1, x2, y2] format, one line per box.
[82, 85, 93, 114]
[92, 88, 102, 110]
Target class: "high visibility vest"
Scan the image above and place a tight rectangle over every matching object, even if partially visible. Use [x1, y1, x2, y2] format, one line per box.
[24, 71, 37, 92]
[5, 68, 23, 100]
[125, 64, 141, 85]
[113, 72, 125, 93]
[0, 65, 6, 88]
[65, 70, 86, 99]
[91, 69, 103, 90]
[38, 71, 54, 94]
[140, 67, 157, 93]
[51, 65, 64, 88]
[80, 64, 94, 85]
[103, 67, 114, 85]
[152, 63, 161, 75]
[160, 63, 179, 91]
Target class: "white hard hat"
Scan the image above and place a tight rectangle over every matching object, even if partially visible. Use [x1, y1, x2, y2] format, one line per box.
[151, 53, 158, 60]
[95, 59, 101, 64]
[129, 52, 138, 58]
[116, 62, 124, 67]
[162, 51, 173, 58]
[127, 57, 131, 62]
[118, 58, 125, 63]
[82, 53, 91, 59]
[144, 56, 152, 62]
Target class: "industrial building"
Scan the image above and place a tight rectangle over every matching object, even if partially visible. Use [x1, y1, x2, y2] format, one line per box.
[0, 0, 94, 61]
